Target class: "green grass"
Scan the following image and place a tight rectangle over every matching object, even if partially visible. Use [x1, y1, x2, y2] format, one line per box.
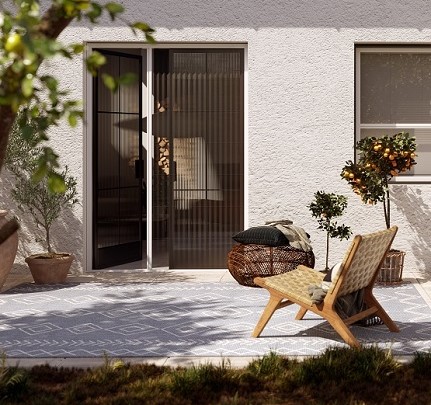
[1, 347, 431, 404]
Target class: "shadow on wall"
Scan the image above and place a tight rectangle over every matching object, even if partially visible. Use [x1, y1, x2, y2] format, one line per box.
[392, 185, 431, 277]
[72, 0, 431, 29]
[0, 170, 83, 274]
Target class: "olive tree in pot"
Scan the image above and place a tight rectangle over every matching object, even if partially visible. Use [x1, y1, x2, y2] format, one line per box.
[341, 132, 417, 282]
[5, 113, 79, 284]
[308, 191, 352, 271]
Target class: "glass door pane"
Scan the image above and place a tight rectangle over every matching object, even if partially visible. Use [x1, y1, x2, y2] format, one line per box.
[93, 50, 144, 269]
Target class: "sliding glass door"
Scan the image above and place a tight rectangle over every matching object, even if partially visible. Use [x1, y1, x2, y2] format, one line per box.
[92, 47, 244, 270]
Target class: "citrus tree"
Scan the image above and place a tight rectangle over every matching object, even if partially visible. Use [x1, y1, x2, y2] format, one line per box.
[308, 191, 352, 271]
[0, 0, 154, 191]
[341, 132, 417, 229]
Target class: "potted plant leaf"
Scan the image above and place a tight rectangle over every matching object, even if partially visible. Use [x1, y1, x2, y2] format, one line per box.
[341, 131, 417, 282]
[5, 112, 79, 284]
[308, 191, 352, 271]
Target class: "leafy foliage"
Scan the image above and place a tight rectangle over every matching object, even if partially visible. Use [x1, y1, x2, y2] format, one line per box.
[5, 110, 79, 253]
[411, 351, 431, 376]
[0, 353, 28, 402]
[292, 346, 399, 386]
[170, 360, 238, 403]
[0, 0, 155, 189]
[309, 191, 352, 270]
[341, 132, 417, 228]
[3, 347, 430, 405]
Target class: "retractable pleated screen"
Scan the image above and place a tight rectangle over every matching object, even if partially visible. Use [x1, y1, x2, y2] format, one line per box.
[152, 49, 244, 269]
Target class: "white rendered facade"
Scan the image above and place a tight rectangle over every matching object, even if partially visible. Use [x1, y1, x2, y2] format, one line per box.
[2, 1, 431, 276]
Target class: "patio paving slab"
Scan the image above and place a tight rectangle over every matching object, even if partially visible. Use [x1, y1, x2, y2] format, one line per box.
[0, 280, 430, 369]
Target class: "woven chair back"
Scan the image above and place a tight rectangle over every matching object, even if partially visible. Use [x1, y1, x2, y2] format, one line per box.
[330, 226, 397, 298]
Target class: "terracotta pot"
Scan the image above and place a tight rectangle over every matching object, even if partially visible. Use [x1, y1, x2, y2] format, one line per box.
[0, 210, 19, 290]
[25, 253, 74, 284]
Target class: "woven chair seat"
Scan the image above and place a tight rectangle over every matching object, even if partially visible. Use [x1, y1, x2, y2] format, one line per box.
[227, 244, 315, 287]
[262, 266, 324, 306]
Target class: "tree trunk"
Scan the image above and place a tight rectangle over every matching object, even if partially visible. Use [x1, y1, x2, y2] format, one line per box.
[46, 225, 52, 254]
[0, 5, 72, 172]
[325, 231, 330, 271]
[0, 106, 17, 171]
[382, 181, 391, 229]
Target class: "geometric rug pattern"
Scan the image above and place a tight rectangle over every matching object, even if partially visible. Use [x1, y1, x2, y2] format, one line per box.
[0, 282, 430, 358]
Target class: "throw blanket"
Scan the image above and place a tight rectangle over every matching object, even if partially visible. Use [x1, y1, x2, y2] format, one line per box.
[308, 284, 364, 318]
[308, 285, 383, 325]
[265, 220, 313, 252]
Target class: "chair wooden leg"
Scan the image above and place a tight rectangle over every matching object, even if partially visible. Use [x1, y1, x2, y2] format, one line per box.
[252, 294, 282, 338]
[326, 312, 361, 348]
[364, 293, 399, 332]
[295, 307, 308, 320]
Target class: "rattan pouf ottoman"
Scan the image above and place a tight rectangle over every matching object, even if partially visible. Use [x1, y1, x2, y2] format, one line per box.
[227, 244, 315, 287]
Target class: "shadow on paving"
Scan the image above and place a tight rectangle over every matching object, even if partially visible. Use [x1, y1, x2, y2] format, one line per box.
[0, 283, 251, 358]
[0, 282, 429, 358]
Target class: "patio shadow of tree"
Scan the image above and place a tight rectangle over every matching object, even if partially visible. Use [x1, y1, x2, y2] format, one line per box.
[0, 283, 428, 359]
[391, 184, 431, 278]
[0, 284, 251, 358]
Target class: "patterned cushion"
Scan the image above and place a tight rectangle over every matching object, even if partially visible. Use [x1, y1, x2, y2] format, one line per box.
[233, 226, 289, 246]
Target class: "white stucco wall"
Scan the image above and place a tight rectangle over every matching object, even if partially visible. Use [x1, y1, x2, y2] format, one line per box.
[3, 1, 431, 276]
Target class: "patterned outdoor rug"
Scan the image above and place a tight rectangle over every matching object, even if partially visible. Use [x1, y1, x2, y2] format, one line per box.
[0, 282, 430, 358]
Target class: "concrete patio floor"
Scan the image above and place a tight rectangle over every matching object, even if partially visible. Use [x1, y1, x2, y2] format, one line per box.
[1, 264, 431, 368]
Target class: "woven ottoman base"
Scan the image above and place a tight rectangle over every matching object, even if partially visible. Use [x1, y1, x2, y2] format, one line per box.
[227, 244, 315, 287]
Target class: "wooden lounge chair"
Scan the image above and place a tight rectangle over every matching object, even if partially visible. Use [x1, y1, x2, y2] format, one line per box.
[252, 226, 399, 347]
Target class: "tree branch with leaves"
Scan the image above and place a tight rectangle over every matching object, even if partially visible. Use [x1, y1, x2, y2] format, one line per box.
[0, 0, 154, 191]
[341, 132, 417, 229]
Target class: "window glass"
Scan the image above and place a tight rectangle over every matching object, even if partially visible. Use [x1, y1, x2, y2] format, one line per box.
[358, 49, 431, 178]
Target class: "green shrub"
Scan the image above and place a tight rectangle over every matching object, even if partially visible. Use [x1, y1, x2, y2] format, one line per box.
[411, 351, 431, 376]
[170, 361, 238, 403]
[0, 355, 28, 402]
[245, 351, 290, 379]
[292, 346, 399, 386]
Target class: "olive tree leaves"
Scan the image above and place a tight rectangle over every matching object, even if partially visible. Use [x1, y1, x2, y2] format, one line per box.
[0, 0, 155, 192]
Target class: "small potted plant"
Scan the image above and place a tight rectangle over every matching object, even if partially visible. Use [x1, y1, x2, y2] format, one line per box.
[308, 191, 352, 271]
[5, 113, 79, 284]
[341, 132, 417, 282]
